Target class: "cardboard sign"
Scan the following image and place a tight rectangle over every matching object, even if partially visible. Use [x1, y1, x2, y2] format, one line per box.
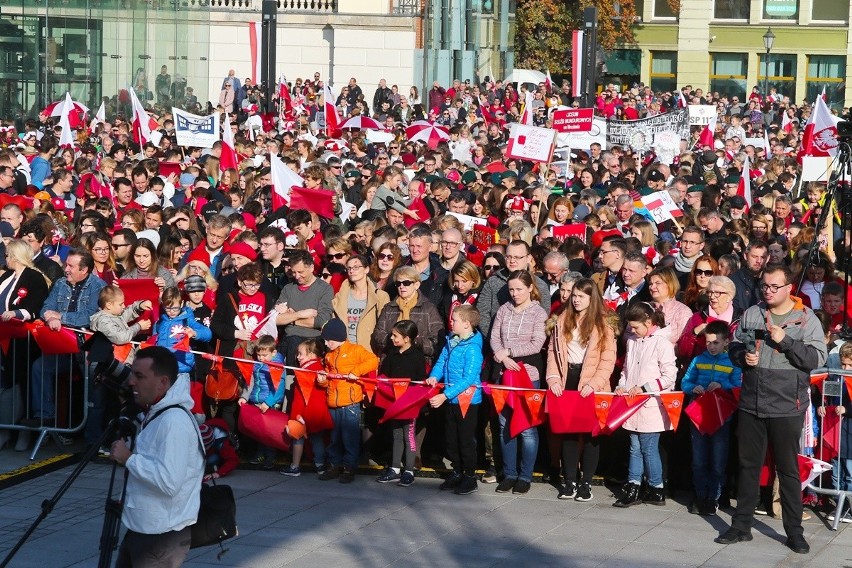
[688, 105, 717, 126]
[551, 223, 587, 243]
[552, 108, 594, 133]
[640, 190, 683, 224]
[446, 211, 486, 232]
[506, 123, 557, 163]
[473, 225, 498, 250]
[556, 116, 607, 150]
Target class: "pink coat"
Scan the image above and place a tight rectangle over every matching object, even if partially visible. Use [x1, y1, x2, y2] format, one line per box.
[618, 326, 677, 433]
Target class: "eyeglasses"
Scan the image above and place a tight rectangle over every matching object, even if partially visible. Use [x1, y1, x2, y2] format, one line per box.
[441, 241, 461, 247]
[111, 243, 130, 249]
[706, 290, 729, 297]
[346, 265, 365, 272]
[240, 281, 261, 289]
[505, 254, 527, 262]
[82, 223, 95, 229]
[377, 253, 395, 261]
[395, 280, 416, 288]
[599, 249, 618, 256]
[759, 283, 790, 293]
[163, 305, 182, 312]
[328, 252, 347, 260]
[680, 239, 703, 246]
[92, 247, 109, 254]
[694, 269, 714, 277]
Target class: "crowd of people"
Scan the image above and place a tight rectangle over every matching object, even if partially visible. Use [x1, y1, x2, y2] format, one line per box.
[0, 71, 850, 558]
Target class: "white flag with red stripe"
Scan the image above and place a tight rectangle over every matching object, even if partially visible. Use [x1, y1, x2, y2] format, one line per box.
[545, 69, 553, 92]
[278, 74, 293, 119]
[520, 90, 535, 126]
[129, 88, 162, 146]
[801, 93, 838, 157]
[220, 113, 239, 172]
[89, 101, 106, 132]
[270, 153, 304, 211]
[763, 129, 772, 160]
[640, 190, 683, 224]
[798, 454, 832, 490]
[324, 84, 341, 137]
[737, 155, 752, 209]
[781, 111, 793, 133]
[698, 114, 716, 149]
[57, 92, 77, 148]
[248, 22, 261, 85]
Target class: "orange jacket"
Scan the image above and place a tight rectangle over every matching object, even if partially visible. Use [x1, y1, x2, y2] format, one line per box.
[324, 341, 379, 408]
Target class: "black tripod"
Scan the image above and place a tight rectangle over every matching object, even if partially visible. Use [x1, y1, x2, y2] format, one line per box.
[0, 417, 137, 568]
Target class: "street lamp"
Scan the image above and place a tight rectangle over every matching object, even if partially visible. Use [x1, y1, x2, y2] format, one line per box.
[762, 27, 775, 100]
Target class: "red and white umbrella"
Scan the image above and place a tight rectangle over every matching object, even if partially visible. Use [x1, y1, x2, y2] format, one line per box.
[42, 95, 89, 118]
[405, 122, 449, 149]
[43, 93, 89, 131]
[339, 115, 384, 131]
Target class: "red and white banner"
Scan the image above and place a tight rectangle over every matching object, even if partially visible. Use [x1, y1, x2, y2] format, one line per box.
[641, 190, 683, 224]
[506, 123, 556, 163]
[324, 84, 341, 138]
[552, 108, 594, 133]
[571, 30, 584, 98]
[248, 22, 261, 85]
[270, 153, 303, 210]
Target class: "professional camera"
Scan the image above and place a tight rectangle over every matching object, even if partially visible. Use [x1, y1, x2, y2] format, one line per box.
[740, 328, 757, 354]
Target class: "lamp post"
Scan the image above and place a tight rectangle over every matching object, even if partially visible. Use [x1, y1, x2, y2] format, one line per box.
[762, 27, 775, 101]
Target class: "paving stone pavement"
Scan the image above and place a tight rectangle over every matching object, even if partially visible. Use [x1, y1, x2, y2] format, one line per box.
[1, 463, 850, 568]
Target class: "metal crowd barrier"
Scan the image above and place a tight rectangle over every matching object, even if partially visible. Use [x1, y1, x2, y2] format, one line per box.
[0, 334, 88, 460]
[809, 368, 852, 531]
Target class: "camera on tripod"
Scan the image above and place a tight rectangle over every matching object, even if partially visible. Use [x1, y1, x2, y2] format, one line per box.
[837, 119, 852, 141]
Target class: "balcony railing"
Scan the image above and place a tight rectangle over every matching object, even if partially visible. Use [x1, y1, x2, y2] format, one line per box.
[392, 0, 421, 16]
[177, 0, 336, 12]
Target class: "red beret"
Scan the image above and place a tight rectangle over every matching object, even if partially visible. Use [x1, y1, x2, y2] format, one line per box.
[229, 241, 258, 262]
[187, 247, 209, 265]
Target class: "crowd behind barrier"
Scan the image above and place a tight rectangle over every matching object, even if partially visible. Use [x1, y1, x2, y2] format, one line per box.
[0, 71, 851, 556]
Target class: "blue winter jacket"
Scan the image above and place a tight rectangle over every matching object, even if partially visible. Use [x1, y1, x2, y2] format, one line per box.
[430, 331, 483, 405]
[681, 350, 743, 394]
[153, 307, 212, 373]
[245, 352, 286, 408]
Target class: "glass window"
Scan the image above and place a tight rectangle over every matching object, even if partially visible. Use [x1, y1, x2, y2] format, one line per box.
[714, 0, 749, 19]
[806, 55, 846, 112]
[811, 0, 848, 21]
[763, 0, 799, 19]
[653, 0, 676, 18]
[758, 54, 796, 101]
[650, 51, 677, 93]
[709, 53, 747, 100]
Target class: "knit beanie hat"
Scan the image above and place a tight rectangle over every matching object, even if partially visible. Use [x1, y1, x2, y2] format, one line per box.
[321, 318, 347, 342]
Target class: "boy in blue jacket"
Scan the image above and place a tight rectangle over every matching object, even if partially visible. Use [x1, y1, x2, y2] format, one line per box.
[682, 320, 742, 516]
[426, 305, 483, 496]
[238, 335, 286, 469]
[153, 287, 213, 381]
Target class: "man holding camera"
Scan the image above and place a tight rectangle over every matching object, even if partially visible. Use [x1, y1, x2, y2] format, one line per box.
[110, 346, 204, 567]
[716, 264, 826, 554]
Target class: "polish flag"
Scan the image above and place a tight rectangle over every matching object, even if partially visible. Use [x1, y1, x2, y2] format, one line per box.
[781, 110, 793, 133]
[220, 113, 239, 172]
[89, 100, 106, 132]
[545, 69, 553, 92]
[248, 22, 261, 84]
[737, 155, 752, 209]
[801, 93, 838, 157]
[270, 153, 304, 211]
[697, 114, 716, 149]
[129, 88, 162, 146]
[763, 129, 772, 160]
[678, 89, 688, 108]
[278, 74, 293, 118]
[56, 93, 77, 148]
[323, 84, 341, 138]
[520, 90, 535, 126]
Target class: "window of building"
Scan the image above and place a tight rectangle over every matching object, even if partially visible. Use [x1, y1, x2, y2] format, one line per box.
[653, 0, 676, 19]
[763, 0, 798, 20]
[811, 0, 847, 21]
[713, 0, 749, 20]
[806, 55, 846, 111]
[650, 51, 677, 93]
[758, 53, 796, 100]
[709, 53, 747, 100]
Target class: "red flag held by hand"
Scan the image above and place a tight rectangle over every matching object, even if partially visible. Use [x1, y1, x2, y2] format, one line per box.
[545, 390, 598, 434]
[289, 186, 335, 219]
[379, 384, 439, 423]
[596, 394, 650, 436]
[660, 392, 685, 431]
[489, 386, 509, 414]
[31, 321, 80, 355]
[685, 389, 738, 435]
[509, 389, 546, 438]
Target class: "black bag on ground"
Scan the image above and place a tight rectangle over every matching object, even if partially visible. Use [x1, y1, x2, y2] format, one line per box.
[191, 481, 238, 549]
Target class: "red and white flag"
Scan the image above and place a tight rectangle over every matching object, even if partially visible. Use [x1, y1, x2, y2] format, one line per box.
[520, 90, 535, 126]
[545, 69, 553, 92]
[697, 114, 716, 149]
[56, 92, 77, 148]
[129, 88, 162, 146]
[678, 89, 688, 108]
[801, 93, 838, 157]
[737, 155, 752, 209]
[248, 22, 261, 85]
[640, 190, 683, 223]
[763, 129, 772, 160]
[324, 84, 341, 138]
[571, 30, 584, 98]
[270, 153, 304, 211]
[220, 113, 239, 172]
[278, 74, 293, 119]
[781, 111, 793, 133]
[89, 101, 106, 133]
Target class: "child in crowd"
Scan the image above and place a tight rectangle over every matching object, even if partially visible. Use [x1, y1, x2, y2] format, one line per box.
[681, 320, 742, 516]
[281, 338, 334, 477]
[377, 320, 427, 487]
[238, 335, 286, 469]
[89, 285, 153, 361]
[199, 419, 240, 482]
[820, 282, 845, 340]
[183, 274, 215, 381]
[425, 304, 484, 496]
[613, 302, 677, 508]
[153, 287, 212, 382]
[317, 318, 379, 483]
[819, 341, 852, 523]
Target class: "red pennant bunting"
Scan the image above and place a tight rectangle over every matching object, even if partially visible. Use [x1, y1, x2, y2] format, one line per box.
[597, 394, 651, 436]
[593, 393, 615, 432]
[0, 318, 31, 354]
[379, 384, 439, 423]
[685, 389, 739, 436]
[545, 390, 598, 434]
[811, 372, 828, 386]
[295, 370, 316, 405]
[457, 386, 476, 419]
[141, 334, 158, 349]
[821, 408, 841, 462]
[489, 387, 509, 414]
[361, 377, 377, 403]
[509, 389, 546, 438]
[235, 360, 256, 384]
[660, 392, 685, 431]
[173, 334, 191, 352]
[31, 321, 80, 355]
[268, 365, 284, 391]
[392, 379, 411, 401]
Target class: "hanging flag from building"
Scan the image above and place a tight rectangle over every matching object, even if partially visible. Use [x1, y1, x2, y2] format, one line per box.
[172, 107, 220, 148]
[248, 22, 261, 85]
[571, 30, 584, 98]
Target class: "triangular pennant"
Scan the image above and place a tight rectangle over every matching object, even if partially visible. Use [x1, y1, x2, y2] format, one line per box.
[593, 393, 615, 430]
[811, 372, 828, 386]
[361, 376, 377, 403]
[379, 384, 439, 423]
[821, 408, 841, 461]
[392, 379, 411, 401]
[599, 394, 651, 435]
[457, 386, 476, 419]
[295, 369, 316, 406]
[173, 334, 191, 352]
[660, 392, 685, 431]
[509, 389, 546, 438]
[845, 376, 852, 400]
[268, 365, 284, 392]
[490, 386, 508, 414]
[235, 360, 256, 384]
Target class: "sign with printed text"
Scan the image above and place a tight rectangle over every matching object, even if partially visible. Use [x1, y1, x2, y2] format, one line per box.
[606, 108, 689, 148]
[172, 107, 219, 147]
[688, 105, 717, 126]
[473, 225, 498, 250]
[552, 108, 594, 133]
[556, 117, 607, 150]
[640, 190, 683, 224]
[765, 0, 797, 16]
[506, 123, 557, 163]
[446, 211, 487, 232]
[551, 223, 587, 243]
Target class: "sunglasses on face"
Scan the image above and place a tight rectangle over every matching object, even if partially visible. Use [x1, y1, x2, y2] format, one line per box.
[328, 252, 347, 260]
[377, 253, 395, 261]
[695, 269, 714, 277]
[395, 280, 416, 288]
[483, 264, 499, 271]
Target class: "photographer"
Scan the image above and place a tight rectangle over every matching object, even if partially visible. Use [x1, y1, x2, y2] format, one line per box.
[716, 264, 827, 554]
[110, 346, 204, 567]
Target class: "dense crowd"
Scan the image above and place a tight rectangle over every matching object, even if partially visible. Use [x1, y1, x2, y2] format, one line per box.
[0, 71, 850, 552]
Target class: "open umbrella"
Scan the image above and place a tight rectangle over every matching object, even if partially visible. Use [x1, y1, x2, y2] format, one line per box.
[339, 115, 384, 131]
[44, 93, 90, 132]
[42, 95, 90, 117]
[405, 122, 449, 149]
[503, 69, 547, 86]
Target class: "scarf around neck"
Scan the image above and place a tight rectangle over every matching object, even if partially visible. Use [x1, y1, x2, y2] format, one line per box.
[397, 292, 418, 321]
[673, 251, 699, 274]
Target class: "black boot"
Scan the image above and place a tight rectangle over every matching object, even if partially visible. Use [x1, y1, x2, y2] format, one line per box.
[613, 483, 642, 507]
[643, 486, 666, 506]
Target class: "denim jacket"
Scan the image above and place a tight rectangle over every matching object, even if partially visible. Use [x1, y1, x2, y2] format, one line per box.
[40, 274, 107, 328]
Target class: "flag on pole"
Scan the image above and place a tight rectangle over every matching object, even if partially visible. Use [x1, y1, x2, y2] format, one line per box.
[763, 129, 772, 160]
[571, 30, 584, 98]
[323, 84, 341, 138]
[89, 101, 106, 132]
[129, 88, 162, 146]
[56, 93, 76, 148]
[545, 69, 553, 92]
[220, 113, 239, 172]
[698, 114, 716, 149]
[737, 155, 752, 209]
[520, 90, 535, 126]
[781, 111, 793, 133]
[801, 93, 838, 157]
[678, 89, 688, 108]
[270, 153, 304, 211]
[278, 74, 293, 119]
